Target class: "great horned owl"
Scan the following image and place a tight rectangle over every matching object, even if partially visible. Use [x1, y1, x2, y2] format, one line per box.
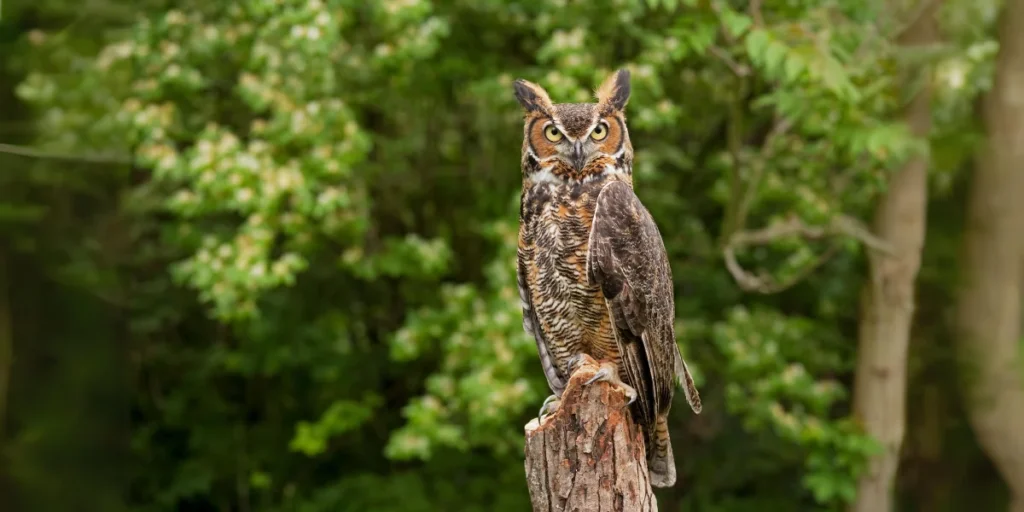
[514, 69, 701, 488]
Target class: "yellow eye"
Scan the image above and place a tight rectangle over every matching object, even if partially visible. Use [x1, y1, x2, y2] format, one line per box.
[590, 123, 608, 141]
[544, 125, 563, 142]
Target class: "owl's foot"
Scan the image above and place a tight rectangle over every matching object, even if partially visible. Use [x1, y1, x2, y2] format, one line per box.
[585, 362, 638, 406]
[538, 394, 562, 420]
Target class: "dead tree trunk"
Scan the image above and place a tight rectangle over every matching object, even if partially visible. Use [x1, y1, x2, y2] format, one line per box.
[524, 354, 657, 512]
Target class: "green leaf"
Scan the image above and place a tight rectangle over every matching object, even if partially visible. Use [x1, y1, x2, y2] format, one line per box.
[744, 29, 770, 66]
[764, 40, 788, 76]
[290, 395, 382, 457]
[784, 51, 805, 81]
[720, 8, 753, 38]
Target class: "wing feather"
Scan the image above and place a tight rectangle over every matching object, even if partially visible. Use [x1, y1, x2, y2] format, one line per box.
[586, 181, 701, 420]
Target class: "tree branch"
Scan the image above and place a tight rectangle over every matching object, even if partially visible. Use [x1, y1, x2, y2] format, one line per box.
[723, 214, 895, 293]
[728, 214, 893, 252]
[0, 143, 133, 165]
[730, 117, 793, 238]
[748, 0, 764, 26]
[709, 46, 751, 76]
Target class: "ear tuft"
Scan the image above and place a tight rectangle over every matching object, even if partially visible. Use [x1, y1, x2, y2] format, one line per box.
[596, 68, 631, 112]
[513, 79, 554, 114]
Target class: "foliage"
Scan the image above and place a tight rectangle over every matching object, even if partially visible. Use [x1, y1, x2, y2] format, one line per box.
[0, 0, 1004, 511]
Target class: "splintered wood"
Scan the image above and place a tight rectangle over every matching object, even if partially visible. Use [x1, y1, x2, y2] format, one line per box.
[523, 354, 657, 512]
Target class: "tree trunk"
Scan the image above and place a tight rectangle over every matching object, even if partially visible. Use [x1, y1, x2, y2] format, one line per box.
[524, 354, 657, 512]
[955, 0, 1024, 510]
[849, 3, 938, 512]
[850, 3, 938, 510]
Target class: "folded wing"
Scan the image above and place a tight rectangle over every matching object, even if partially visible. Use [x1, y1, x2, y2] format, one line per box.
[586, 181, 701, 427]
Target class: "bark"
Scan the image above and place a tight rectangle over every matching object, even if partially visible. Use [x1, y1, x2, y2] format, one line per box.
[849, 3, 938, 511]
[524, 354, 657, 512]
[955, 0, 1024, 510]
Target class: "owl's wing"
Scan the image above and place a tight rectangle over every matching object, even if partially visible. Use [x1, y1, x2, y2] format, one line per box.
[586, 181, 702, 423]
[518, 229, 567, 396]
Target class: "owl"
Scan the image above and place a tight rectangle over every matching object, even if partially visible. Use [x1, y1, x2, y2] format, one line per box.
[514, 69, 701, 488]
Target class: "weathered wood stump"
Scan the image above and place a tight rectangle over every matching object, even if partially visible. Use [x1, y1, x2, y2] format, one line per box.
[524, 354, 657, 512]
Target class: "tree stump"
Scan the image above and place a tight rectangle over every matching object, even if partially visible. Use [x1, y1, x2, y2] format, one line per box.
[523, 354, 657, 512]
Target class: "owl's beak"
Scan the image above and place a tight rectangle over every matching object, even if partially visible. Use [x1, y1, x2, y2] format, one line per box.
[570, 141, 587, 171]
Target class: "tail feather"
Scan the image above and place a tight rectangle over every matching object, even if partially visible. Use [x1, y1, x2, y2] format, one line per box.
[674, 350, 702, 414]
[648, 415, 676, 488]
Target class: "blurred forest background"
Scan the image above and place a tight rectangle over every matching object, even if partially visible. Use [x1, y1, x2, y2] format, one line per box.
[1, 0, 1023, 510]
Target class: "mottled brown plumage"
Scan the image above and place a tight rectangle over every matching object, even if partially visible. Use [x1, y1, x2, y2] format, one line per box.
[514, 69, 702, 488]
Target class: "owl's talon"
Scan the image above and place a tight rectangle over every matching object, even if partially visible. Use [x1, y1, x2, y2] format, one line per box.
[584, 367, 610, 386]
[539, 394, 562, 419]
[614, 381, 638, 406]
[566, 354, 587, 373]
[584, 362, 638, 406]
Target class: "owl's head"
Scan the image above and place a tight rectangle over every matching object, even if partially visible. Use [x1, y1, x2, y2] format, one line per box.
[514, 69, 633, 183]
